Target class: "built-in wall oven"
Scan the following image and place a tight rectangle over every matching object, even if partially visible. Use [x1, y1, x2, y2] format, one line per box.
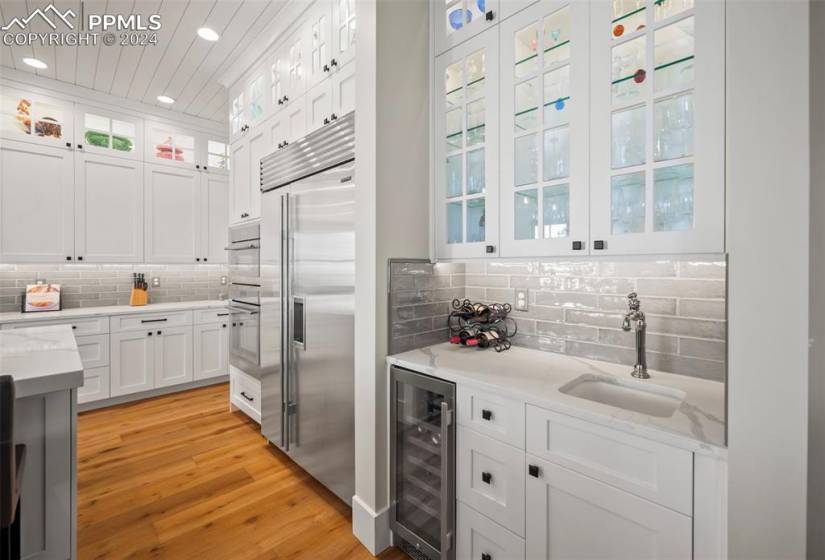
[228, 223, 262, 377]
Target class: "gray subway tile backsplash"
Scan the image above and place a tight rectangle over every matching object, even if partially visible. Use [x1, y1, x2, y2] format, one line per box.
[389, 257, 727, 382]
[0, 263, 228, 312]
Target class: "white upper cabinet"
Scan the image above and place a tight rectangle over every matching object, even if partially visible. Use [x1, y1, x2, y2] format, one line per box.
[144, 164, 201, 263]
[247, 72, 269, 131]
[74, 152, 144, 263]
[75, 106, 143, 161]
[305, 0, 333, 91]
[306, 79, 333, 132]
[0, 140, 74, 263]
[499, 0, 590, 257]
[145, 122, 199, 171]
[435, 27, 500, 259]
[331, 60, 357, 117]
[201, 173, 229, 264]
[229, 90, 246, 143]
[0, 87, 74, 149]
[230, 140, 250, 222]
[203, 138, 230, 175]
[589, 0, 724, 255]
[434, 0, 500, 56]
[285, 29, 308, 106]
[331, 0, 357, 68]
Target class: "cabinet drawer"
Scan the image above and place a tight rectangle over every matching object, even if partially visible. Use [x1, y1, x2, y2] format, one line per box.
[230, 367, 261, 422]
[111, 311, 192, 332]
[75, 334, 110, 368]
[457, 502, 524, 560]
[458, 427, 525, 536]
[78, 366, 110, 404]
[458, 385, 524, 449]
[525, 405, 693, 515]
[1, 316, 109, 335]
[194, 308, 232, 325]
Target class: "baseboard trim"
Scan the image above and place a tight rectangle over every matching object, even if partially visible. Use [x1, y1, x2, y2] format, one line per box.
[352, 495, 391, 555]
[78, 375, 228, 412]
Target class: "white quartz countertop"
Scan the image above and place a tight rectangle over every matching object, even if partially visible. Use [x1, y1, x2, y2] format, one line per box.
[0, 325, 83, 398]
[0, 300, 228, 325]
[388, 343, 726, 456]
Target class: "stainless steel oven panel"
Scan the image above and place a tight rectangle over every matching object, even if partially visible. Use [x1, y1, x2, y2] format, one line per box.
[228, 283, 261, 307]
[229, 303, 261, 378]
[229, 222, 260, 243]
[228, 223, 261, 281]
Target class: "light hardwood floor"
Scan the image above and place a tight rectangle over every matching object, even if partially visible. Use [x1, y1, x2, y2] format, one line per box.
[78, 383, 407, 560]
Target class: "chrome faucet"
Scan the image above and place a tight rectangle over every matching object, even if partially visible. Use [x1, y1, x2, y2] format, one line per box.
[621, 292, 649, 379]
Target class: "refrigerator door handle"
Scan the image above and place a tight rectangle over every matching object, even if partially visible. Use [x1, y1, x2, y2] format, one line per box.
[281, 192, 290, 451]
[440, 401, 453, 558]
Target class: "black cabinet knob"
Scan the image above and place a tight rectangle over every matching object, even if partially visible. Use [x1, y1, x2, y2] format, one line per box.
[222, 324, 227, 328]
[481, 409, 492, 421]
[66, 256, 72, 261]
[283, 141, 288, 147]
[594, 240, 605, 250]
[77, 256, 83, 261]
[481, 471, 492, 484]
[77, 144, 83, 149]
[239, 322, 244, 326]
[330, 113, 338, 121]
[330, 58, 338, 67]
[482, 554, 492, 560]
[196, 164, 201, 169]
[485, 10, 494, 20]
[528, 464, 540, 478]
[572, 241, 583, 250]
[485, 245, 496, 254]
[71, 325, 77, 330]
[283, 95, 289, 102]
[65, 142, 72, 148]
[157, 330, 162, 335]
[203, 257, 208, 262]
[324, 117, 330, 125]
[148, 332, 153, 336]
[196, 257, 201, 262]
[278, 98, 284, 105]
[323, 64, 330, 72]
[232, 322, 237, 327]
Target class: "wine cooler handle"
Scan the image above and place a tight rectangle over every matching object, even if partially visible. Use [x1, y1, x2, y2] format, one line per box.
[440, 401, 453, 559]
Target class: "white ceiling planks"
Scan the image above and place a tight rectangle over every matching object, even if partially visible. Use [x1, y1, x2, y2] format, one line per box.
[25, 0, 57, 80]
[73, 0, 106, 89]
[51, 0, 80, 84]
[0, 0, 293, 124]
[176, 0, 273, 115]
[160, 0, 242, 108]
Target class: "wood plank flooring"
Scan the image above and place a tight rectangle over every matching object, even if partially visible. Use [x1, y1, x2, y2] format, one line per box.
[78, 383, 407, 560]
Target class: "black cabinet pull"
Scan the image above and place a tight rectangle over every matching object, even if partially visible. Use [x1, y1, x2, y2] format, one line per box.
[330, 58, 338, 67]
[240, 391, 254, 402]
[66, 256, 72, 261]
[141, 318, 168, 323]
[278, 98, 284, 105]
[283, 140, 288, 147]
[482, 554, 492, 560]
[217, 313, 229, 317]
[330, 113, 338, 121]
[481, 409, 492, 421]
[481, 472, 492, 484]
[324, 117, 330, 125]
[594, 240, 605, 250]
[283, 95, 289, 103]
[323, 63, 330, 72]
[528, 464, 540, 478]
[485, 10, 494, 20]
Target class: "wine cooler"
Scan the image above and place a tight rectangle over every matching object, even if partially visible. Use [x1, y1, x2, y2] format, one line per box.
[390, 366, 456, 560]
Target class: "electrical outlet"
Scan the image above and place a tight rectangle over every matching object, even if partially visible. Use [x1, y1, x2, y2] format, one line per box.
[515, 289, 529, 311]
[152, 277, 160, 288]
[220, 276, 228, 286]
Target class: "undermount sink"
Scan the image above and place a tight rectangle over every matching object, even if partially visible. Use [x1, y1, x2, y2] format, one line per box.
[559, 374, 686, 418]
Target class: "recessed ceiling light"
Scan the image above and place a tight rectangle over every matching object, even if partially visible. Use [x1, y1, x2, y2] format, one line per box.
[157, 95, 175, 104]
[22, 57, 48, 70]
[197, 27, 220, 41]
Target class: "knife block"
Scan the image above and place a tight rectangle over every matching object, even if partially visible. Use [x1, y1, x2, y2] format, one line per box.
[129, 288, 148, 306]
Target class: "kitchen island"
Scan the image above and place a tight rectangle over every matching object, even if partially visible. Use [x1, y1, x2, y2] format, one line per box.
[1, 325, 83, 560]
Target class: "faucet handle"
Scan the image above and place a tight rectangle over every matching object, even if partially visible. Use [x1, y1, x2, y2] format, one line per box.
[627, 291, 641, 311]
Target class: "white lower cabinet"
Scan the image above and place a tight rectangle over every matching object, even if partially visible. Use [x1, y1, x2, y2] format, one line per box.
[78, 366, 111, 404]
[449, 383, 724, 560]
[111, 330, 155, 396]
[194, 321, 230, 380]
[230, 366, 261, 423]
[154, 325, 194, 388]
[525, 457, 692, 560]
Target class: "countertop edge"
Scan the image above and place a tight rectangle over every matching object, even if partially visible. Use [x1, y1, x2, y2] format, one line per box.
[387, 353, 727, 459]
[15, 368, 84, 399]
[0, 300, 229, 324]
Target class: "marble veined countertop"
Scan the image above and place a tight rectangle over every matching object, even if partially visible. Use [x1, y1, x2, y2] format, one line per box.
[388, 343, 726, 456]
[0, 325, 83, 398]
[0, 300, 228, 325]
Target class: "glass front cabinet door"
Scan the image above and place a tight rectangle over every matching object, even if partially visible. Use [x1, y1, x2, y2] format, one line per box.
[434, 0, 499, 56]
[499, 0, 590, 257]
[589, 0, 724, 255]
[435, 27, 499, 259]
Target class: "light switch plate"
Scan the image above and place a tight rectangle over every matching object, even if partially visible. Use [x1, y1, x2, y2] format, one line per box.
[515, 289, 529, 311]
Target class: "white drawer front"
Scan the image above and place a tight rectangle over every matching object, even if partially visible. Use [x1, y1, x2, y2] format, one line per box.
[457, 502, 525, 560]
[231, 367, 261, 419]
[525, 405, 693, 515]
[75, 334, 110, 369]
[1, 316, 109, 335]
[458, 427, 525, 536]
[78, 366, 111, 404]
[111, 311, 192, 332]
[458, 385, 524, 449]
[194, 308, 232, 325]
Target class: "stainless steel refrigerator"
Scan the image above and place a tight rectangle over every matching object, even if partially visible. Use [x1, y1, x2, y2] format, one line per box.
[258, 112, 355, 503]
